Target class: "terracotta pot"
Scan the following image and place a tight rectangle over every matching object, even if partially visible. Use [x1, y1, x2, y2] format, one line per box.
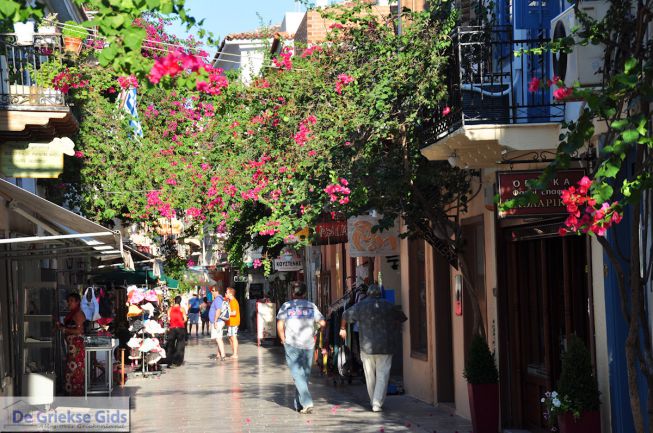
[467, 383, 500, 433]
[558, 410, 601, 433]
[63, 36, 83, 54]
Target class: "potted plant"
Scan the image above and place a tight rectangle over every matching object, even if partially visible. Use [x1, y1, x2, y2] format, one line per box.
[541, 336, 601, 433]
[38, 13, 58, 34]
[463, 334, 500, 433]
[62, 21, 88, 54]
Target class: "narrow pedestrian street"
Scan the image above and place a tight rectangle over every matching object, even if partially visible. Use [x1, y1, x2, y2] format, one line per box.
[117, 332, 471, 433]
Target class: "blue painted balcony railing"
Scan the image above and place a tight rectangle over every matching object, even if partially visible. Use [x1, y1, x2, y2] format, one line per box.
[0, 32, 67, 109]
[432, 26, 565, 142]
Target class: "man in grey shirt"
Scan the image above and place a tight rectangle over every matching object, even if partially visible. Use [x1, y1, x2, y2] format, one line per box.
[277, 283, 326, 414]
[340, 284, 407, 412]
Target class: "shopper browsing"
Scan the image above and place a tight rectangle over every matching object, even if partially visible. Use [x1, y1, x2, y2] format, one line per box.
[208, 287, 228, 362]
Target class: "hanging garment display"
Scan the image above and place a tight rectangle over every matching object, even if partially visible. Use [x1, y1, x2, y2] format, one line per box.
[81, 287, 101, 321]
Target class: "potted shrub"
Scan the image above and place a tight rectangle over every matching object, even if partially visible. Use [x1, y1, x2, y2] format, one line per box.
[541, 336, 601, 433]
[62, 21, 88, 54]
[38, 13, 58, 34]
[463, 334, 500, 433]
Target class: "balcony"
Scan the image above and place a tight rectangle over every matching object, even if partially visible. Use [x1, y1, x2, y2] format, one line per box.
[0, 33, 78, 142]
[421, 27, 565, 168]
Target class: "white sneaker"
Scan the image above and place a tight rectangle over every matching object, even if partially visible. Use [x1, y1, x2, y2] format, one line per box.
[372, 405, 382, 412]
[300, 405, 313, 414]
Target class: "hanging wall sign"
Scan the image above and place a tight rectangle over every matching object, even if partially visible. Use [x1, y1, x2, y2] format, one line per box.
[273, 255, 303, 272]
[348, 215, 399, 257]
[315, 220, 348, 244]
[497, 169, 586, 218]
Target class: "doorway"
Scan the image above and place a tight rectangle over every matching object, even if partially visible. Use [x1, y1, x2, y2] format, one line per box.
[498, 228, 591, 430]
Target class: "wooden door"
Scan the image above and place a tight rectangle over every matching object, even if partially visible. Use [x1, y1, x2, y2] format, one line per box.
[501, 233, 590, 430]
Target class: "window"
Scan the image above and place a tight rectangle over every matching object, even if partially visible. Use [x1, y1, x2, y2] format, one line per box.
[408, 237, 428, 358]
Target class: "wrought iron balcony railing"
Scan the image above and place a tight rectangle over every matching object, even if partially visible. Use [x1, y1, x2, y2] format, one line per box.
[433, 26, 565, 141]
[0, 33, 67, 109]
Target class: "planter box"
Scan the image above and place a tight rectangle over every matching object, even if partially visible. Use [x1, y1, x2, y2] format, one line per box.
[63, 36, 83, 54]
[468, 383, 500, 433]
[558, 410, 601, 433]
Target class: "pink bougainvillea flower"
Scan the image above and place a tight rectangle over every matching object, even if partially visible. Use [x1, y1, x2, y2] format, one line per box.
[117, 75, 138, 89]
[308, 150, 317, 157]
[252, 259, 262, 269]
[329, 23, 345, 30]
[301, 45, 323, 58]
[165, 177, 177, 186]
[553, 86, 574, 100]
[442, 106, 451, 116]
[187, 259, 195, 267]
[335, 73, 354, 94]
[74, 151, 84, 158]
[528, 77, 540, 93]
[273, 46, 293, 70]
[186, 207, 202, 219]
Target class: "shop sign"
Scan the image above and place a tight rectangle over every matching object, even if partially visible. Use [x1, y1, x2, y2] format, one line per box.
[273, 256, 303, 272]
[497, 169, 586, 218]
[348, 215, 399, 257]
[256, 301, 277, 342]
[315, 220, 347, 244]
[0, 142, 65, 178]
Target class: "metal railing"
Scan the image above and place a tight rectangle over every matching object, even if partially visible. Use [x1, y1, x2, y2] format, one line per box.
[433, 26, 565, 142]
[0, 33, 66, 109]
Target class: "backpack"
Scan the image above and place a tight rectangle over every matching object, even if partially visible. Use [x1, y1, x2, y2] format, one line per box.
[218, 298, 230, 321]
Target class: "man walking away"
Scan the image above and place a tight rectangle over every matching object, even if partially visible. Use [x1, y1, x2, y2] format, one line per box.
[277, 283, 326, 414]
[340, 284, 407, 412]
[208, 287, 227, 361]
[225, 287, 240, 359]
[167, 295, 187, 368]
[187, 293, 201, 338]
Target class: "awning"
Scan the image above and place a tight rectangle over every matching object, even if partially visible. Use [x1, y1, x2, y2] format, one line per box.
[0, 178, 122, 261]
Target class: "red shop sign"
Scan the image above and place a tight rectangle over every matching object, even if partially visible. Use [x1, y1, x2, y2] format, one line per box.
[315, 220, 348, 245]
[497, 169, 586, 218]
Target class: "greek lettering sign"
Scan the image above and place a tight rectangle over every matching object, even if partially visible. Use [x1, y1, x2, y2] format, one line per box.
[315, 220, 347, 244]
[497, 169, 586, 218]
[273, 256, 303, 272]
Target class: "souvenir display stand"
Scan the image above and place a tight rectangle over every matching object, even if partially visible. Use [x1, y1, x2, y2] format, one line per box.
[126, 286, 166, 378]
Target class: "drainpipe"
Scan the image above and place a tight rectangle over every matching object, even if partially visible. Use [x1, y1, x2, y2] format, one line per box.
[397, 0, 402, 36]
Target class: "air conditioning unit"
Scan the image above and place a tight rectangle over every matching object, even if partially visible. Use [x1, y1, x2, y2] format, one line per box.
[550, 2, 610, 87]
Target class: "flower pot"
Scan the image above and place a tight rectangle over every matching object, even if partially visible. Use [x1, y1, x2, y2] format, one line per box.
[558, 410, 601, 433]
[468, 383, 500, 433]
[13, 21, 35, 45]
[63, 36, 83, 54]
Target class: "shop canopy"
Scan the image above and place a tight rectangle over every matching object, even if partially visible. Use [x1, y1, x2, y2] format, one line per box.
[89, 267, 179, 288]
[0, 178, 122, 261]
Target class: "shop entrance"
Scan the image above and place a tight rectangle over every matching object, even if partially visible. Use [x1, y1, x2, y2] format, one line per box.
[498, 227, 591, 430]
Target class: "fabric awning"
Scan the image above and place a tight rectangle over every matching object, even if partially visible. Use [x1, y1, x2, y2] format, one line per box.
[0, 178, 122, 261]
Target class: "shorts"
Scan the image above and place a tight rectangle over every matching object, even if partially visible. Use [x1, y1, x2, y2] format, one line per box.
[210, 320, 225, 340]
[188, 312, 200, 324]
[227, 326, 239, 337]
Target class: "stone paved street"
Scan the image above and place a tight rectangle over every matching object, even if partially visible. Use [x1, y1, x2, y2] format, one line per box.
[116, 332, 472, 433]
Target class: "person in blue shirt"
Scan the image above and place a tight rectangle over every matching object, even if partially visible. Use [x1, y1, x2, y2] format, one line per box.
[187, 293, 202, 338]
[208, 287, 227, 361]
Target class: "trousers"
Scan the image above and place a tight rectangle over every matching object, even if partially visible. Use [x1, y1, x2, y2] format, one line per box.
[361, 352, 393, 408]
[167, 327, 186, 366]
[284, 344, 314, 409]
